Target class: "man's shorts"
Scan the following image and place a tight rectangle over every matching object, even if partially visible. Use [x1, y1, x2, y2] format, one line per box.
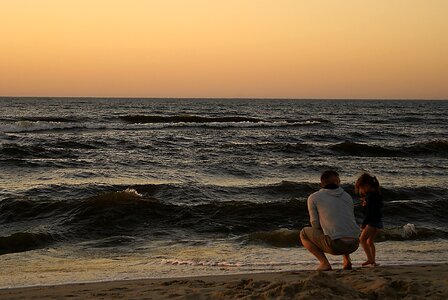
[300, 227, 359, 255]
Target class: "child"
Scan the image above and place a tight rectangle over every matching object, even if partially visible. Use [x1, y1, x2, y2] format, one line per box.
[355, 173, 383, 267]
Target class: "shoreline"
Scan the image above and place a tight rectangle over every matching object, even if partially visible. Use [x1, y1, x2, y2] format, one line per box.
[0, 263, 446, 299]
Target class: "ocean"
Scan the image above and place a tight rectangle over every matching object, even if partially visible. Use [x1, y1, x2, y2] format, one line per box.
[0, 98, 447, 287]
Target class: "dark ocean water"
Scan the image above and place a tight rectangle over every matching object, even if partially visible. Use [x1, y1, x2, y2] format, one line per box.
[0, 98, 447, 258]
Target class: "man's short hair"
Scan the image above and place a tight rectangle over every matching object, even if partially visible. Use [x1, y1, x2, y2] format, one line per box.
[320, 170, 340, 185]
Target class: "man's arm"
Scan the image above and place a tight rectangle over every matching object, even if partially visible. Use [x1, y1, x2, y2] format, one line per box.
[311, 220, 321, 229]
[307, 196, 321, 229]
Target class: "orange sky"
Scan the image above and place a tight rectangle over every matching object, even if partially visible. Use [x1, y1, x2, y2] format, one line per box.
[1, 0, 447, 99]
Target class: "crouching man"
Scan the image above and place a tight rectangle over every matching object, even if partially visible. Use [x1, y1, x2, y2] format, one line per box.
[300, 170, 360, 271]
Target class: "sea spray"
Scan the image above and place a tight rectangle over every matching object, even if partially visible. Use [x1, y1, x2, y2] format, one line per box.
[402, 224, 418, 238]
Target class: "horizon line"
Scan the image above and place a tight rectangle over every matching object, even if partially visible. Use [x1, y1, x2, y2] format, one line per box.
[0, 96, 447, 101]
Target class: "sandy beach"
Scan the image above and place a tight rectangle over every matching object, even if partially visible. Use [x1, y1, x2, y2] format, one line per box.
[0, 263, 446, 299]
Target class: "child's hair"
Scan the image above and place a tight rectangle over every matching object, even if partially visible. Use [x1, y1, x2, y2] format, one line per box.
[355, 173, 380, 194]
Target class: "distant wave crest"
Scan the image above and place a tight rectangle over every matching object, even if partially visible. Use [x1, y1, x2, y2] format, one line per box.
[119, 115, 264, 124]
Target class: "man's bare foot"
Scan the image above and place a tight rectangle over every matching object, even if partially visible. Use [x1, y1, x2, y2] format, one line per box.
[343, 256, 352, 270]
[317, 263, 332, 271]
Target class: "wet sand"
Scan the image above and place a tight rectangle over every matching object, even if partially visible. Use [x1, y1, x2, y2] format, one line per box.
[0, 263, 446, 299]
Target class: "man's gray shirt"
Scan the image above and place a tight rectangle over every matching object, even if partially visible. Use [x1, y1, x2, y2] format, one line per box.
[307, 187, 361, 240]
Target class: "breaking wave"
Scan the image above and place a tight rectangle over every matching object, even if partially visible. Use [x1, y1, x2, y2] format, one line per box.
[244, 225, 448, 248]
[0, 182, 446, 254]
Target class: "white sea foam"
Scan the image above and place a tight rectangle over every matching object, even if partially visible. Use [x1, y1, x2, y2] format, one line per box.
[0, 118, 322, 134]
[0, 121, 82, 133]
[402, 223, 418, 238]
[122, 188, 143, 197]
[127, 120, 322, 130]
[160, 259, 242, 267]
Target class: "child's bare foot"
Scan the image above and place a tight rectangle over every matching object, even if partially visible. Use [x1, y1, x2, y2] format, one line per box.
[317, 263, 332, 271]
[362, 261, 378, 267]
[343, 263, 352, 270]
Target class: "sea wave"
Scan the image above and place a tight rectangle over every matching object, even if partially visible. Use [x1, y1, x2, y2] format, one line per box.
[244, 224, 448, 248]
[164, 120, 324, 129]
[2, 183, 446, 225]
[17, 116, 82, 123]
[118, 115, 330, 128]
[0, 116, 329, 134]
[0, 232, 58, 255]
[380, 187, 447, 201]
[0, 185, 309, 231]
[217, 140, 448, 157]
[222, 142, 314, 154]
[1, 182, 447, 254]
[330, 140, 448, 157]
[0, 143, 79, 159]
[379, 225, 448, 241]
[0, 116, 81, 123]
[119, 115, 265, 124]
[0, 121, 87, 133]
[246, 228, 300, 247]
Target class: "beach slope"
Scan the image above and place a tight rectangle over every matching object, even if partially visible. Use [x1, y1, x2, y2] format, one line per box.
[0, 264, 446, 299]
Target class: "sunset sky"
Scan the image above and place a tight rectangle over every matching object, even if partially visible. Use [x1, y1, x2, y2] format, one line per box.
[1, 1, 447, 99]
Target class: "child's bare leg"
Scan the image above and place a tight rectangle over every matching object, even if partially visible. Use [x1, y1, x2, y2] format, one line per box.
[360, 226, 376, 265]
[367, 228, 379, 265]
